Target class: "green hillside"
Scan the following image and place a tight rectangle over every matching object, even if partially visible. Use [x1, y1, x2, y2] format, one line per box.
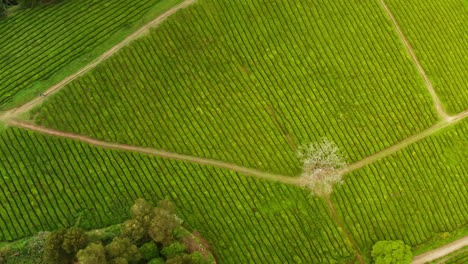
[31, 0, 438, 176]
[0, 0, 466, 263]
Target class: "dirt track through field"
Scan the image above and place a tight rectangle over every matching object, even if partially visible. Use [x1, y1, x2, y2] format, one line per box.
[6, 119, 302, 185]
[7, 110, 467, 186]
[0, 0, 197, 121]
[412, 236, 468, 264]
[378, 0, 450, 121]
[339, 110, 467, 175]
[326, 199, 364, 264]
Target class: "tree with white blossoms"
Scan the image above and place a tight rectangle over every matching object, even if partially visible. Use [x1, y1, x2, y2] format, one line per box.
[296, 138, 347, 198]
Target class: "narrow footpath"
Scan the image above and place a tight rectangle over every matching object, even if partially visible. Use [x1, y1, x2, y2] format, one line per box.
[378, 0, 450, 121]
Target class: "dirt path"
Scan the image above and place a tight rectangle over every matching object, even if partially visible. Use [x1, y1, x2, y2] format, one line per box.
[433, 248, 467, 264]
[5, 111, 467, 186]
[412, 237, 468, 264]
[326, 199, 364, 264]
[339, 110, 467, 176]
[0, 0, 197, 121]
[7, 119, 302, 185]
[378, 0, 450, 121]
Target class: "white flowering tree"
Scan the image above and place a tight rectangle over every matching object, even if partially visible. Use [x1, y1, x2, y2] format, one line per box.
[296, 138, 347, 198]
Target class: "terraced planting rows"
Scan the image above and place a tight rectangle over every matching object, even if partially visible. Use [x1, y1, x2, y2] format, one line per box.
[0, 0, 180, 109]
[31, 0, 439, 176]
[384, 0, 468, 114]
[0, 127, 355, 263]
[332, 120, 468, 255]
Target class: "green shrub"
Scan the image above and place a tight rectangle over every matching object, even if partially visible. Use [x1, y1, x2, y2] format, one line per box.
[43, 229, 72, 264]
[148, 208, 181, 246]
[76, 243, 107, 264]
[372, 240, 412, 264]
[105, 237, 141, 263]
[139, 241, 159, 260]
[122, 219, 147, 242]
[161, 242, 186, 259]
[62, 227, 88, 254]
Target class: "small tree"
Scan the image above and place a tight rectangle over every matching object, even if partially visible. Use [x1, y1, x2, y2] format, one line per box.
[77, 243, 107, 264]
[371, 240, 412, 264]
[296, 138, 347, 197]
[148, 208, 181, 246]
[43, 229, 72, 264]
[139, 241, 159, 260]
[62, 227, 88, 254]
[161, 242, 186, 259]
[122, 218, 146, 242]
[105, 237, 142, 263]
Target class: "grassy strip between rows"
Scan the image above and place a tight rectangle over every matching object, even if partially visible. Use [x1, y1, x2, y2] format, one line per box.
[0, 126, 355, 263]
[331, 119, 467, 259]
[0, 0, 183, 110]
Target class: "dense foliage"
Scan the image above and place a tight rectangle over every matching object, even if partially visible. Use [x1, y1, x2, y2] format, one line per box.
[0, 0, 170, 109]
[40, 199, 211, 264]
[0, 127, 354, 263]
[371, 241, 412, 264]
[332, 120, 467, 254]
[385, 0, 467, 114]
[31, 0, 438, 176]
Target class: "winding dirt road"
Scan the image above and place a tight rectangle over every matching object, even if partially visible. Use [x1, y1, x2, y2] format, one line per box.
[378, 0, 450, 121]
[7, 119, 302, 185]
[339, 110, 467, 176]
[412, 236, 468, 264]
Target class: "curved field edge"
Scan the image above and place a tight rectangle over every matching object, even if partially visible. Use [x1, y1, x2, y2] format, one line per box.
[29, 0, 438, 176]
[0, 0, 184, 111]
[331, 119, 467, 258]
[0, 127, 355, 263]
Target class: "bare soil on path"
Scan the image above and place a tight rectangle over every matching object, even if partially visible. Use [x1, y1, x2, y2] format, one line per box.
[7, 119, 301, 185]
[412, 236, 468, 264]
[0, 0, 197, 121]
[5, 110, 467, 187]
[378, 0, 450, 121]
[326, 199, 364, 264]
[339, 110, 467, 176]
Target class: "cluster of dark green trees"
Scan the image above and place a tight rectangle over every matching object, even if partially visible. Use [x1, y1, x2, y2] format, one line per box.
[42, 199, 212, 264]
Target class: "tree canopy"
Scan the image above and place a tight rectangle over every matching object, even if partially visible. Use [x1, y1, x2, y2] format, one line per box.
[371, 240, 413, 264]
